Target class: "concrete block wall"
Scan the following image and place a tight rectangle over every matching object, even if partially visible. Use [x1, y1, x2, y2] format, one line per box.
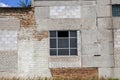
[0, 0, 120, 79]
[0, 8, 35, 77]
[0, 17, 20, 77]
[112, 0, 120, 78]
[34, 0, 114, 78]
[18, 28, 51, 77]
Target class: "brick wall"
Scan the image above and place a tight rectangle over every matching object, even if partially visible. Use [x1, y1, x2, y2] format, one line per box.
[50, 68, 98, 79]
[0, 8, 35, 27]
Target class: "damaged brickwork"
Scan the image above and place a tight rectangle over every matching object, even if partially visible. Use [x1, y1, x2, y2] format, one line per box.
[0, 0, 120, 79]
[50, 68, 98, 79]
[0, 8, 35, 27]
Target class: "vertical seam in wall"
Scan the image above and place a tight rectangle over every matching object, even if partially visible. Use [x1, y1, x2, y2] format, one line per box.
[110, 0, 115, 68]
[80, 30, 83, 67]
[110, 0, 115, 78]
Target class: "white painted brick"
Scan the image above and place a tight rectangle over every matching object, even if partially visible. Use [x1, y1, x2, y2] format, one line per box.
[50, 6, 81, 18]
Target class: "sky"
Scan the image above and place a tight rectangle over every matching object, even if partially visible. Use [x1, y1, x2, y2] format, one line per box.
[0, 0, 31, 7]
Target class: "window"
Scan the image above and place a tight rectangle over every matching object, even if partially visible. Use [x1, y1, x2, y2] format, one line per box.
[112, 5, 120, 16]
[50, 31, 77, 56]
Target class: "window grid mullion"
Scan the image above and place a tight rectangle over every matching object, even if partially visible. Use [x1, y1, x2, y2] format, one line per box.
[56, 31, 58, 56]
[69, 31, 70, 56]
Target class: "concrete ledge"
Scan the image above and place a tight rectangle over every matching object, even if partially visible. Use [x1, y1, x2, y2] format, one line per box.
[112, 0, 120, 4]
[36, 18, 96, 31]
[49, 56, 81, 68]
[34, 1, 96, 7]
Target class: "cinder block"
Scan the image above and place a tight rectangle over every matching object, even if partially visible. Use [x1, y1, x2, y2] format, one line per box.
[81, 5, 96, 18]
[82, 55, 114, 67]
[35, 7, 49, 19]
[99, 68, 114, 78]
[98, 18, 112, 29]
[0, 51, 17, 72]
[97, 0, 110, 5]
[49, 57, 81, 68]
[0, 17, 20, 30]
[97, 29, 113, 42]
[18, 39, 51, 77]
[99, 42, 113, 55]
[36, 19, 82, 31]
[114, 54, 120, 68]
[113, 68, 120, 78]
[81, 29, 97, 45]
[81, 18, 96, 29]
[96, 5, 111, 17]
[50, 6, 81, 18]
[112, 0, 120, 4]
[113, 17, 120, 29]
[82, 44, 99, 55]
[0, 30, 17, 51]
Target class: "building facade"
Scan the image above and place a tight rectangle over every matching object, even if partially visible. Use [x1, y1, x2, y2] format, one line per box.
[0, 0, 120, 79]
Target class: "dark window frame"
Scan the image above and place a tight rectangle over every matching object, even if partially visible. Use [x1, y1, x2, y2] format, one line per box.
[49, 30, 78, 56]
[112, 5, 120, 17]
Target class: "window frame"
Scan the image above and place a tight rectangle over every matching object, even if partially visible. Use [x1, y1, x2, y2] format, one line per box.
[49, 30, 78, 56]
[112, 5, 120, 17]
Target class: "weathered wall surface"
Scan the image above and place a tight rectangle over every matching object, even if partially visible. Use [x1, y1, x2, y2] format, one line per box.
[0, 0, 120, 79]
[51, 68, 98, 79]
[112, 0, 120, 78]
[34, 0, 114, 78]
[0, 17, 20, 77]
[0, 8, 36, 77]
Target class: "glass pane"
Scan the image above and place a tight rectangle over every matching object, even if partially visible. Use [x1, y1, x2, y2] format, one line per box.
[58, 38, 69, 48]
[50, 39, 56, 48]
[58, 31, 68, 37]
[70, 38, 77, 48]
[112, 5, 120, 16]
[58, 49, 69, 55]
[50, 49, 57, 56]
[70, 49, 77, 55]
[50, 31, 56, 37]
[70, 31, 77, 37]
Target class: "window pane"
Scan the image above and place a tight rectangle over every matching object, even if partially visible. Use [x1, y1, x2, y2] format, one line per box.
[50, 49, 57, 55]
[70, 49, 77, 55]
[50, 39, 56, 48]
[50, 31, 56, 37]
[70, 38, 77, 48]
[70, 31, 77, 37]
[58, 49, 69, 55]
[112, 5, 120, 16]
[58, 31, 68, 37]
[58, 38, 69, 48]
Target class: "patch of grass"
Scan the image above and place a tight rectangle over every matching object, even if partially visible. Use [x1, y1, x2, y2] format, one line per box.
[0, 77, 119, 80]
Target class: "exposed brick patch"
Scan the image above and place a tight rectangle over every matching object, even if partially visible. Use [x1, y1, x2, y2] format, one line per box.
[0, 8, 35, 27]
[18, 27, 48, 41]
[32, 31, 48, 41]
[50, 68, 98, 79]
